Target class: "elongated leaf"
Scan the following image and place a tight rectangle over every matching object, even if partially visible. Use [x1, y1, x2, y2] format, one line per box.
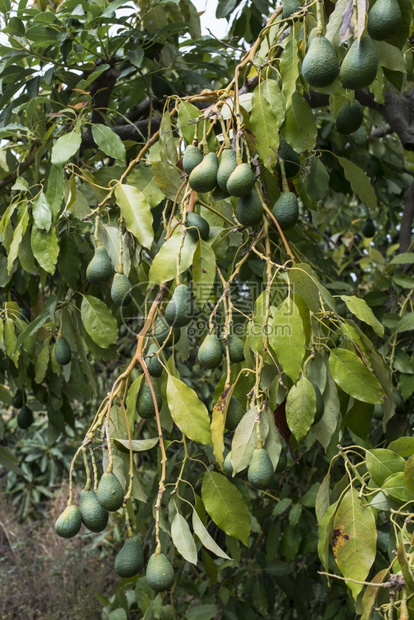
[286, 376, 316, 443]
[31, 226, 59, 274]
[336, 156, 377, 210]
[201, 471, 251, 545]
[166, 375, 212, 444]
[92, 124, 126, 161]
[211, 386, 233, 469]
[80, 295, 118, 348]
[394, 313, 414, 334]
[341, 295, 384, 337]
[149, 230, 196, 284]
[270, 297, 306, 383]
[382, 472, 414, 503]
[404, 456, 414, 496]
[192, 509, 232, 560]
[280, 22, 299, 111]
[388, 437, 414, 457]
[113, 437, 159, 452]
[366, 449, 405, 486]
[51, 130, 82, 167]
[13, 304, 57, 353]
[329, 348, 385, 404]
[32, 191, 52, 231]
[231, 407, 258, 474]
[283, 91, 317, 154]
[177, 100, 202, 144]
[0, 445, 26, 477]
[249, 83, 280, 170]
[360, 569, 389, 620]
[390, 253, 414, 265]
[171, 511, 198, 564]
[7, 207, 29, 274]
[332, 488, 376, 599]
[115, 184, 153, 249]
[192, 239, 216, 307]
[318, 502, 337, 571]
[125, 375, 144, 431]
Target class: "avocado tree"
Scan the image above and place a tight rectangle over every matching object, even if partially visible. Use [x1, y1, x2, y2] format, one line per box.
[1, 0, 414, 618]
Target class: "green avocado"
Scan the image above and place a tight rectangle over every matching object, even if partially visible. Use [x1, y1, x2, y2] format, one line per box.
[111, 273, 132, 306]
[97, 472, 124, 512]
[145, 343, 169, 377]
[222, 334, 245, 364]
[12, 391, 24, 409]
[137, 378, 162, 419]
[225, 396, 245, 432]
[236, 191, 264, 227]
[182, 145, 203, 175]
[152, 316, 180, 347]
[367, 0, 402, 41]
[276, 139, 300, 178]
[80, 489, 109, 532]
[198, 334, 223, 369]
[17, 405, 34, 429]
[311, 382, 325, 424]
[146, 552, 175, 592]
[272, 192, 299, 230]
[165, 284, 192, 327]
[114, 536, 144, 578]
[86, 246, 113, 284]
[340, 36, 378, 90]
[335, 100, 364, 134]
[247, 448, 274, 489]
[217, 148, 237, 190]
[54, 337, 72, 366]
[282, 0, 301, 19]
[227, 163, 255, 197]
[188, 152, 218, 193]
[301, 36, 339, 88]
[223, 451, 234, 476]
[185, 212, 210, 241]
[55, 504, 82, 538]
[362, 218, 376, 238]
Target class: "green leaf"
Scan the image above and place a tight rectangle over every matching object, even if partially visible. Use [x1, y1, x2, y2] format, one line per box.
[288, 262, 336, 312]
[0, 445, 26, 477]
[263, 408, 282, 470]
[128, 166, 165, 208]
[404, 455, 414, 496]
[329, 348, 385, 404]
[393, 313, 414, 333]
[270, 297, 306, 383]
[340, 295, 384, 337]
[31, 226, 59, 274]
[365, 449, 405, 486]
[166, 375, 212, 444]
[13, 304, 56, 353]
[375, 41, 406, 72]
[336, 156, 378, 210]
[390, 253, 414, 265]
[125, 375, 144, 431]
[192, 509, 232, 560]
[58, 234, 81, 289]
[192, 239, 216, 308]
[286, 376, 316, 443]
[388, 437, 414, 457]
[91, 124, 126, 162]
[32, 191, 52, 231]
[114, 184, 153, 249]
[171, 511, 198, 564]
[35, 341, 50, 384]
[80, 295, 118, 349]
[149, 230, 197, 284]
[280, 23, 299, 111]
[177, 101, 202, 144]
[332, 488, 376, 599]
[113, 437, 158, 452]
[306, 157, 329, 204]
[7, 206, 29, 275]
[360, 569, 389, 620]
[45, 165, 64, 220]
[201, 471, 251, 545]
[317, 502, 337, 571]
[382, 472, 414, 503]
[51, 130, 82, 167]
[185, 604, 218, 620]
[152, 159, 185, 201]
[230, 406, 259, 474]
[282, 91, 317, 154]
[249, 82, 281, 170]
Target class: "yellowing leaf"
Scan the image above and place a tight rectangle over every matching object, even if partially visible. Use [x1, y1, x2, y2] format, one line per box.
[166, 375, 212, 444]
[115, 184, 153, 249]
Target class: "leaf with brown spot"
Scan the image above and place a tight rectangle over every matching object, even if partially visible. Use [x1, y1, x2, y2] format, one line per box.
[332, 488, 377, 599]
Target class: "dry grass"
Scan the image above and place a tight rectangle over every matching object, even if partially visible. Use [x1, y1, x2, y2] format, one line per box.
[0, 486, 116, 620]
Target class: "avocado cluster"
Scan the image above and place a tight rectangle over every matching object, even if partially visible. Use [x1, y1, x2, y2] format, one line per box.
[86, 245, 133, 307]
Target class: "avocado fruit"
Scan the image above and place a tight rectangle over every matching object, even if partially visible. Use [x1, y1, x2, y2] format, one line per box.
[182, 145, 203, 175]
[227, 163, 255, 197]
[55, 504, 82, 538]
[301, 36, 339, 88]
[311, 382, 325, 424]
[12, 391, 24, 408]
[340, 36, 378, 90]
[17, 405, 33, 429]
[54, 337, 72, 366]
[367, 0, 402, 41]
[86, 246, 113, 284]
[276, 139, 300, 178]
[188, 152, 218, 193]
[198, 334, 223, 369]
[236, 191, 263, 227]
[217, 149, 238, 190]
[79, 489, 109, 532]
[145, 343, 168, 377]
[272, 192, 299, 230]
[97, 472, 124, 511]
[146, 552, 175, 592]
[114, 536, 144, 578]
[165, 284, 192, 327]
[111, 273, 132, 306]
[137, 378, 162, 419]
[283, 0, 301, 19]
[152, 315, 180, 347]
[222, 334, 245, 364]
[185, 212, 210, 241]
[335, 100, 364, 134]
[247, 447, 274, 489]
[362, 218, 376, 238]
[223, 451, 234, 476]
[225, 396, 245, 431]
